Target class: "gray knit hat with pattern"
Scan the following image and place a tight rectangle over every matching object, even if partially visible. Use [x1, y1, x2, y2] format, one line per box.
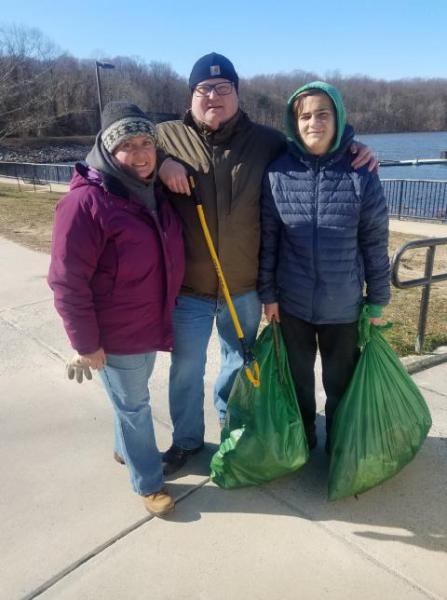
[101, 102, 156, 153]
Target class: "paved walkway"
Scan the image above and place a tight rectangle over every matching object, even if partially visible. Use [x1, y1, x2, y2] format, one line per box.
[389, 218, 447, 237]
[0, 237, 446, 600]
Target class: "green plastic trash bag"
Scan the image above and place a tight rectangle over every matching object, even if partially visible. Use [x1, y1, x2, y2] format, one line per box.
[328, 306, 432, 501]
[210, 322, 309, 489]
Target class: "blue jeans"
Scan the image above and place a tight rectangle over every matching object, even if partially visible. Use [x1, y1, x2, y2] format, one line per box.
[99, 352, 164, 496]
[169, 291, 261, 449]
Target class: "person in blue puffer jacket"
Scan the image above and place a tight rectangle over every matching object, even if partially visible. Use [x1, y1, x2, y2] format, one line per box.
[258, 81, 390, 453]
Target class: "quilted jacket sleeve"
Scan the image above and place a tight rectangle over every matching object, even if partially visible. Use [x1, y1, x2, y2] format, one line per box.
[48, 191, 104, 354]
[358, 171, 391, 306]
[258, 171, 283, 304]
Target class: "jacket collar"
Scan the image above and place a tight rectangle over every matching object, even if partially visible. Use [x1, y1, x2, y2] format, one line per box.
[183, 108, 248, 144]
[72, 162, 163, 214]
[288, 124, 355, 168]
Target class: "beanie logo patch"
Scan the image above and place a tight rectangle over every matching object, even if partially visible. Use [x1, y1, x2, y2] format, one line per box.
[210, 65, 221, 76]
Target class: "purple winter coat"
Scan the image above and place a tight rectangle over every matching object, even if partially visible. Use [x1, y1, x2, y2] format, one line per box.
[48, 164, 184, 355]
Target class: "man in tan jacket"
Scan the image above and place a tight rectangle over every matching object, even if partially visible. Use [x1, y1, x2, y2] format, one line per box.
[157, 53, 375, 474]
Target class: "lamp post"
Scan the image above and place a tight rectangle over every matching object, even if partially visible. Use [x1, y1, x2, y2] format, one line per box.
[95, 61, 115, 120]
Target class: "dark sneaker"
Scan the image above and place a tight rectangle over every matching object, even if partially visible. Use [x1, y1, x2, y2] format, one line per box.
[162, 443, 205, 475]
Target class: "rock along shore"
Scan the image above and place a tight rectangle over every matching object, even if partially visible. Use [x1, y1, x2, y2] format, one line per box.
[0, 138, 93, 164]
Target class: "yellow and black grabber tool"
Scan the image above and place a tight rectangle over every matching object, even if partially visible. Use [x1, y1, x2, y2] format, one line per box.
[189, 175, 260, 388]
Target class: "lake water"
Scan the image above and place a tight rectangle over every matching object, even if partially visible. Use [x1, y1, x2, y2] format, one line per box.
[357, 131, 447, 181]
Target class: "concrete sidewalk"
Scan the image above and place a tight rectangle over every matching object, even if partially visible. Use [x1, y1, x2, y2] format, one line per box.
[0, 237, 446, 600]
[389, 218, 447, 237]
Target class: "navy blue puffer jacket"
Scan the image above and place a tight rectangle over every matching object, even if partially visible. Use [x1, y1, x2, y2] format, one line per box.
[258, 129, 390, 324]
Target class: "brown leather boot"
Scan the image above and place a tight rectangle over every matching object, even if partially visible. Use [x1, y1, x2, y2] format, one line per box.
[143, 490, 175, 516]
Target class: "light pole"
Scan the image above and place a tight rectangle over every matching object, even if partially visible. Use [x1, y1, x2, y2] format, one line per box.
[95, 61, 115, 121]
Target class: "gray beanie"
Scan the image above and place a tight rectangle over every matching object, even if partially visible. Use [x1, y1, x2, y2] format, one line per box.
[101, 102, 156, 153]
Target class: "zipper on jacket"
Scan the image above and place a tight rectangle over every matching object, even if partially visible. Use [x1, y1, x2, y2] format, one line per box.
[311, 160, 320, 322]
[211, 143, 223, 296]
[149, 207, 174, 303]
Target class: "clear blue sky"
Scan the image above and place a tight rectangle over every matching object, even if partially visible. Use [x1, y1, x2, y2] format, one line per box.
[2, 0, 445, 80]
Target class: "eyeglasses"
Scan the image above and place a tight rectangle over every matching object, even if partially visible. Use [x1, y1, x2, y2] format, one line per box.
[194, 82, 234, 97]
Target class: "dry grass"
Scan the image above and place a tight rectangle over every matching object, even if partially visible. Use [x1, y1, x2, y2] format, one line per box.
[0, 182, 446, 355]
[0, 183, 59, 252]
[383, 232, 447, 355]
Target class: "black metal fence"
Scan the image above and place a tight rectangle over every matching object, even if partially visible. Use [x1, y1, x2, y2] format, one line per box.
[0, 161, 447, 223]
[0, 161, 74, 186]
[382, 179, 447, 222]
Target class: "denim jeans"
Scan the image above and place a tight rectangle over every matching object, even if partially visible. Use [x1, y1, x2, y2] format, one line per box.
[169, 291, 261, 449]
[99, 352, 164, 496]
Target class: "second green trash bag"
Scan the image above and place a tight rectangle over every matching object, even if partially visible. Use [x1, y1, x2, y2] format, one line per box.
[328, 306, 432, 501]
[210, 322, 309, 489]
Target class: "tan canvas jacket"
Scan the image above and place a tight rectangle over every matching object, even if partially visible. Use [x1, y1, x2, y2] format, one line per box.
[157, 110, 285, 297]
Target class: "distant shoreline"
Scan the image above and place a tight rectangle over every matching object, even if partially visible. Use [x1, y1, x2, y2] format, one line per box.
[2, 130, 447, 146]
[1, 131, 447, 166]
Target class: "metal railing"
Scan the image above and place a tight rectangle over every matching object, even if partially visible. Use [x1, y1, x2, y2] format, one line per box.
[1, 162, 447, 224]
[382, 179, 447, 222]
[0, 161, 74, 188]
[391, 237, 447, 353]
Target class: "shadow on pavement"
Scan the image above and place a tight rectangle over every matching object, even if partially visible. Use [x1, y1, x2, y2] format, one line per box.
[163, 442, 219, 480]
[167, 423, 447, 554]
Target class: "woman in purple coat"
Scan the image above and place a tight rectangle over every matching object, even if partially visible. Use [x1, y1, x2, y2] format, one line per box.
[48, 102, 184, 516]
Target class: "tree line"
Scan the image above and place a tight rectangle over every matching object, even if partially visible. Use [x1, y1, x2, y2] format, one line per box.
[1, 24, 446, 140]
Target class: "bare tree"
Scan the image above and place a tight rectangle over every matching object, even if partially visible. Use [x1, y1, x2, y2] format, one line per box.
[1, 23, 446, 139]
[0, 24, 61, 137]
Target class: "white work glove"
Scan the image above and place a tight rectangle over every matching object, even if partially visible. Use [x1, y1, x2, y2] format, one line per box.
[66, 355, 93, 383]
